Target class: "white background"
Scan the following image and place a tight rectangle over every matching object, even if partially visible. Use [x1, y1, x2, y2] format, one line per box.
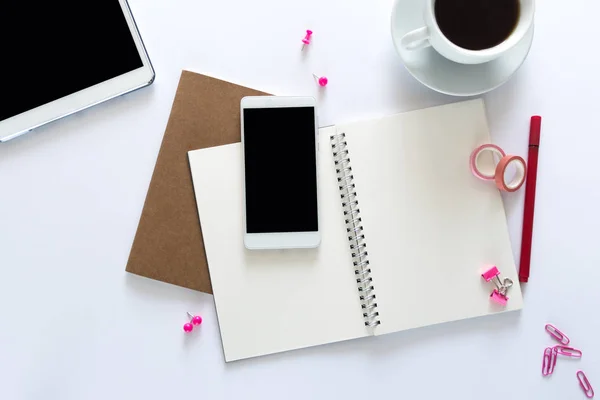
[1, 0, 598, 399]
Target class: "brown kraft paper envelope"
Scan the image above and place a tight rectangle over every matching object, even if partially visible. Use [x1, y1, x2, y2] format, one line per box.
[126, 70, 268, 294]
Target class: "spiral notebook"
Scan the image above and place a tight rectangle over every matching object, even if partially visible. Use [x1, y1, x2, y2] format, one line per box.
[188, 99, 523, 362]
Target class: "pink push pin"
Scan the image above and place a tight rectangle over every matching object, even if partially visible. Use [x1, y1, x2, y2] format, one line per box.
[183, 312, 203, 333]
[301, 30, 313, 50]
[313, 73, 328, 87]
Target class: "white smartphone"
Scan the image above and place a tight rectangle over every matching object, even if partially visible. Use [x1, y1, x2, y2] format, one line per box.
[241, 96, 321, 250]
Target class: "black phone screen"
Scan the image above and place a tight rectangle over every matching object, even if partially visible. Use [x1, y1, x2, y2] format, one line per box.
[243, 107, 318, 234]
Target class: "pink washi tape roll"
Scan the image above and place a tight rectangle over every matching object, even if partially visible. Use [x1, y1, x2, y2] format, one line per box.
[470, 144, 506, 180]
[495, 155, 527, 192]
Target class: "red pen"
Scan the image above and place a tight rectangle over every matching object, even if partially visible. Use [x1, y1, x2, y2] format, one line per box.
[519, 116, 541, 283]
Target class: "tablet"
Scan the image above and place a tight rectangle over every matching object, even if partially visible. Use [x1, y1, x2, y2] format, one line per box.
[0, 1, 155, 142]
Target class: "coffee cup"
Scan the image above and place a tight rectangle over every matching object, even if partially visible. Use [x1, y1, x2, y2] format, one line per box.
[400, 0, 535, 65]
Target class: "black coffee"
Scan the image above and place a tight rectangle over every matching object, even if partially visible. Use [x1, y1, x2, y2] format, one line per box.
[434, 0, 520, 51]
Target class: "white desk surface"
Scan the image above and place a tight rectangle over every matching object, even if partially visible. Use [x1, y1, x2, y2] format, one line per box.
[1, 0, 598, 399]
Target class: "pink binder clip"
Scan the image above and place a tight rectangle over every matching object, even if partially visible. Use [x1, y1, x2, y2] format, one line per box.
[481, 265, 513, 306]
[542, 347, 558, 376]
[554, 345, 582, 358]
[490, 290, 508, 306]
[545, 324, 570, 345]
[482, 265, 501, 281]
[577, 370, 595, 399]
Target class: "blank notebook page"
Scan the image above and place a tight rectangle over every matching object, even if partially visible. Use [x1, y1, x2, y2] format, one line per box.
[189, 127, 368, 362]
[336, 99, 523, 336]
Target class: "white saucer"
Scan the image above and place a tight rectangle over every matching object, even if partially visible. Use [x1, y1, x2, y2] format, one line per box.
[391, 0, 535, 96]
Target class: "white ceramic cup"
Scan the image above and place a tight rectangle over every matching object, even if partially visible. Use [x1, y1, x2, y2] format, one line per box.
[400, 0, 535, 65]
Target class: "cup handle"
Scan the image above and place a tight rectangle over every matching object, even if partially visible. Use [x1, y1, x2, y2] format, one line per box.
[400, 27, 431, 51]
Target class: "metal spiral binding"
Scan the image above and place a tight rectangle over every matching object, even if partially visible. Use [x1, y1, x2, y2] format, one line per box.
[330, 133, 381, 328]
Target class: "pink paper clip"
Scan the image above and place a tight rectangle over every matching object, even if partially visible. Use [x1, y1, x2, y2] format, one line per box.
[578, 371, 595, 399]
[542, 347, 558, 376]
[545, 324, 570, 345]
[554, 345, 582, 358]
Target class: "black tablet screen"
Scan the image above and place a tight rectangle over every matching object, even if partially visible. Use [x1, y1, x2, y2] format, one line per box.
[0, 1, 144, 122]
